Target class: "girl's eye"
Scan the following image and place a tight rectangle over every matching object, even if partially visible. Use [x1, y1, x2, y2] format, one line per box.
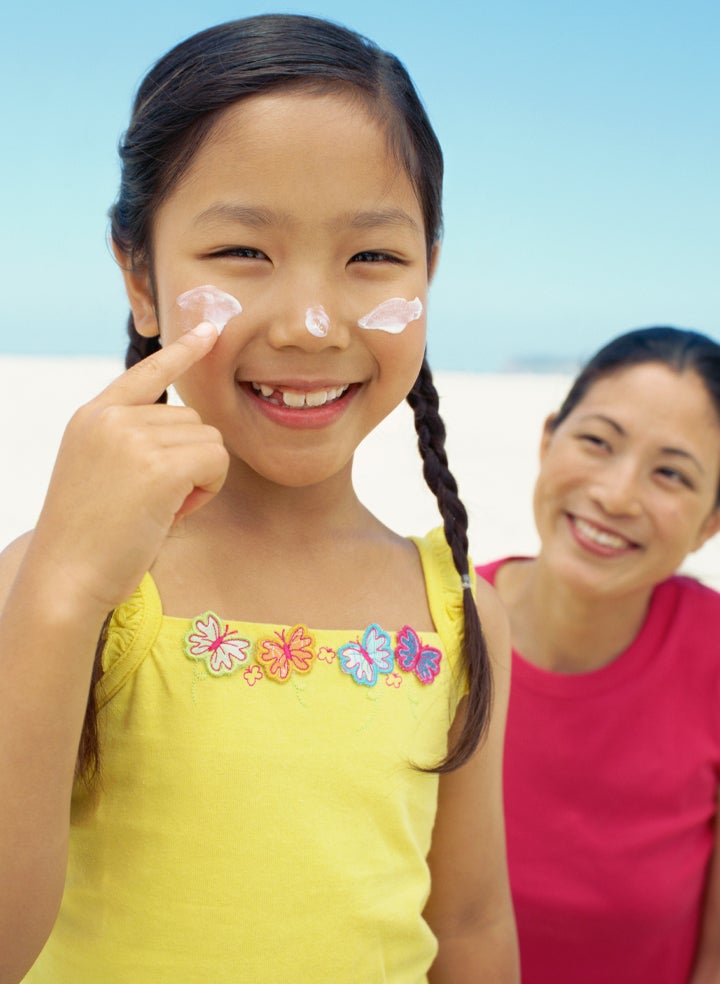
[349, 250, 404, 264]
[211, 246, 268, 260]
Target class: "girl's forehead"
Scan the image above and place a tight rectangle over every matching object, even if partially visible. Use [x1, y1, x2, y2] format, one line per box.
[165, 89, 423, 229]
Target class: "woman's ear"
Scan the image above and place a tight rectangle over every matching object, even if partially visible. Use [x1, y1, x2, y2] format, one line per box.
[539, 413, 558, 461]
[111, 241, 159, 338]
[692, 508, 720, 554]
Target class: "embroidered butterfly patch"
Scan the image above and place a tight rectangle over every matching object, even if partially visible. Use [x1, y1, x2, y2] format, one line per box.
[338, 624, 395, 687]
[395, 625, 442, 684]
[185, 612, 252, 676]
[257, 625, 316, 681]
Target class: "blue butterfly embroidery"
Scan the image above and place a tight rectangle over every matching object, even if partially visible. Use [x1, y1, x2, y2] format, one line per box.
[338, 624, 394, 687]
[395, 625, 442, 684]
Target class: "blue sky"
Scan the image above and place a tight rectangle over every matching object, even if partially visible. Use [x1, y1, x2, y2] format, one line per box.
[1, 0, 717, 370]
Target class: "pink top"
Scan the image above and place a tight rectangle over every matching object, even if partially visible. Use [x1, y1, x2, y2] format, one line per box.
[477, 559, 720, 984]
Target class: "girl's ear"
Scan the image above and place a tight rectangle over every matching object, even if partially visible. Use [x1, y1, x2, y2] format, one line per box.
[539, 413, 558, 461]
[111, 241, 159, 338]
[428, 242, 441, 284]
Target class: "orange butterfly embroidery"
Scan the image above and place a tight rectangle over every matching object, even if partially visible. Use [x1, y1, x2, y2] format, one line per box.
[257, 625, 316, 682]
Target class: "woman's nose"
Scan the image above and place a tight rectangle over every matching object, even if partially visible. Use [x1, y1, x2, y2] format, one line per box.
[590, 462, 643, 517]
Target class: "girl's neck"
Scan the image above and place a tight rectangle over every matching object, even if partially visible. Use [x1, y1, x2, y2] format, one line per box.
[496, 557, 654, 674]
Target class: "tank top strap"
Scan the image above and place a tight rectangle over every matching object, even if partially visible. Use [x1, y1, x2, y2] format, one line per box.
[97, 573, 163, 709]
[409, 526, 472, 675]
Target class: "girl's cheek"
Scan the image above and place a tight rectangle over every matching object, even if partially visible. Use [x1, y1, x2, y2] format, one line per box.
[176, 284, 243, 333]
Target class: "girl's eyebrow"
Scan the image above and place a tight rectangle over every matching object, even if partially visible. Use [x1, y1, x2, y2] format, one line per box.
[193, 202, 420, 232]
[579, 413, 705, 474]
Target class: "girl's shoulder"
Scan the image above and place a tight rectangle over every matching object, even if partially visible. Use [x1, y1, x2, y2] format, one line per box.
[0, 530, 34, 608]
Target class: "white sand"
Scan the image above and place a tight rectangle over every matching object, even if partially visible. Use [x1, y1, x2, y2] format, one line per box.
[3, 356, 720, 587]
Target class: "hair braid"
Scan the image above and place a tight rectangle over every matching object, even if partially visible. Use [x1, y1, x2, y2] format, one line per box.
[407, 357, 493, 772]
[125, 314, 167, 403]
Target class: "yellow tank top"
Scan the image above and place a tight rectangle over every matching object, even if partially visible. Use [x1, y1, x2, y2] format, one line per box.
[23, 528, 469, 983]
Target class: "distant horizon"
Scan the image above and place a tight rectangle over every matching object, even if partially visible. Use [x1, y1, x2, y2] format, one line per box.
[2, 0, 718, 371]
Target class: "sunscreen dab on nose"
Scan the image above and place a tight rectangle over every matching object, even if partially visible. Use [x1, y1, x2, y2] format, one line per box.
[305, 305, 331, 338]
[357, 297, 423, 334]
[176, 284, 242, 333]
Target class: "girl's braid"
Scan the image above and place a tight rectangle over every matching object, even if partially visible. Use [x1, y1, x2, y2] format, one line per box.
[407, 357, 493, 771]
[77, 317, 166, 783]
[125, 315, 168, 404]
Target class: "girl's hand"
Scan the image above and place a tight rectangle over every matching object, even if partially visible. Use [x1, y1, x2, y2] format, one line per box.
[30, 322, 229, 614]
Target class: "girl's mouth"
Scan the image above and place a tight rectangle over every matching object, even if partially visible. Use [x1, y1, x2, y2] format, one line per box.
[249, 382, 351, 409]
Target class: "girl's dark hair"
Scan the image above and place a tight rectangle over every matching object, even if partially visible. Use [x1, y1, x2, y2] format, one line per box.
[552, 326, 720, 506]
[79, 13, 491, 781]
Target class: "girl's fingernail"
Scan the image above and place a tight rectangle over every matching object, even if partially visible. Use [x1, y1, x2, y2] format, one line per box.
[190, 320, 220, 337]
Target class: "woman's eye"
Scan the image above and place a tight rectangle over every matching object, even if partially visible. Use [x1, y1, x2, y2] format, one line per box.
[656, 466, 692, 489]
[578, 433, 609, 451]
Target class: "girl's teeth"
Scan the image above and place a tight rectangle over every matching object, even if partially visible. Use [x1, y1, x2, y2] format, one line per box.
[251, 382, 348, 408]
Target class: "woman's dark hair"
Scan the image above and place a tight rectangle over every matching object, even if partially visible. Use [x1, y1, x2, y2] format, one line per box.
[552, 326, 720, 501]
[78, 13, 491, 782]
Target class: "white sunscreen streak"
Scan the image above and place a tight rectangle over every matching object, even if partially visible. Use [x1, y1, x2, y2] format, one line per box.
[357, 296, 423, 334]
[176, 284, 242, 333]
[305, 305, 331, 338]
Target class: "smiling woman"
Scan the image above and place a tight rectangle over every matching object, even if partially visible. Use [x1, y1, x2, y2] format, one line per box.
[476, 326, 720, 984]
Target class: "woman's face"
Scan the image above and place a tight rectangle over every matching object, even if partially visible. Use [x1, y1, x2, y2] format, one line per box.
[533, 362, 720, 601]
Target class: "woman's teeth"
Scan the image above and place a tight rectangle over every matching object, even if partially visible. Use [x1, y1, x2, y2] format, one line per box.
[251, 382, 349, 408]
[573, 516, 630, 549]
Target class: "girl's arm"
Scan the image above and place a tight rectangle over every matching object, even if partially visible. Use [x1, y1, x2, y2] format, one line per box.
[0, 325, 227, 983]
[424, 578, 520, 983]
[689, 788, 720, 984]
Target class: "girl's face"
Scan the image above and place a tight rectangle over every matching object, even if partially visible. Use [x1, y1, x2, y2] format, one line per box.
[533, 363, 720, 601]
[122, 89, 431, 489]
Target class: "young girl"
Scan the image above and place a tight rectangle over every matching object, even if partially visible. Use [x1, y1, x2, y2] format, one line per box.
[0, 14, 518, 983]
[477, 326, 720, 984]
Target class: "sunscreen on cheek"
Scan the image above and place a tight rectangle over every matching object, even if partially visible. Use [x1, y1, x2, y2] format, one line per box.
[176, 284, 243, 333]
[358, 297, 423, 334]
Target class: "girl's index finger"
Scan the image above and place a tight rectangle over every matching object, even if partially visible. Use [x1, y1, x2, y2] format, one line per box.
[97, 322, 220, 407]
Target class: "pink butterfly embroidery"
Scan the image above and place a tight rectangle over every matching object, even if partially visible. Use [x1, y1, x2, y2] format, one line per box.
[257, 625, 315, 681]
[395, 625, 442, 684]
[338, 624, 394, 687]
[185, 612, 252, 676]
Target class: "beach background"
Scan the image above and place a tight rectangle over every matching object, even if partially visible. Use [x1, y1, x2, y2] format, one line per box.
[4, 356, 720, 589]
[2, 2, 719, 584]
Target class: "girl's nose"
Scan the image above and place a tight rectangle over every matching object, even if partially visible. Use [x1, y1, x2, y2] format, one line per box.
[266, 297, 352, 351]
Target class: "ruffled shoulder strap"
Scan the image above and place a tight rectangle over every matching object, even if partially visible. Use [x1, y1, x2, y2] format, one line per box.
[409, 526, 474, 674]
[97, 573, 163, 709]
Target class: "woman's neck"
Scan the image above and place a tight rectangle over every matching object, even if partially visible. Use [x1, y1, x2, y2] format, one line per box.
[496, 557, 654, 674]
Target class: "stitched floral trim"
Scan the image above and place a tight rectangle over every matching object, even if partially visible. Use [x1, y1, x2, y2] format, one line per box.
[395, 625, 442, 684]
[256, 625, 316, 682]
[185, 613, 252, 676]
[337, 624, 395, 688]
[184, 614, 443, 688]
